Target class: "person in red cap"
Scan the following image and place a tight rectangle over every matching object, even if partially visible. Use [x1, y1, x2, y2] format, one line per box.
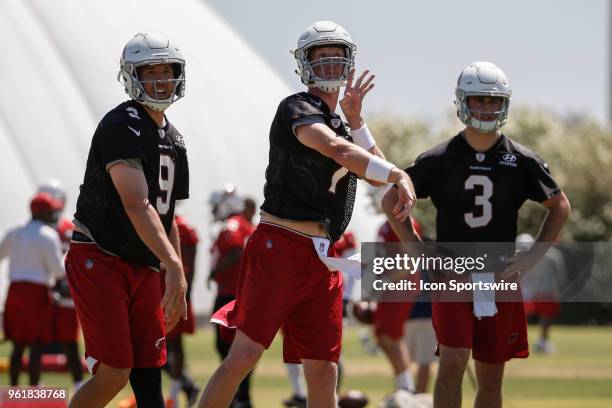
[0, 192, 65, 385]
[37, 180, 86, 392]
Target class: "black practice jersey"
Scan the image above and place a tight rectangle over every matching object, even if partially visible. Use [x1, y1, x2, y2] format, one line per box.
[261, 92, 357, 242]
[406, 132, 560, 242]
[74, 100, 189, 268]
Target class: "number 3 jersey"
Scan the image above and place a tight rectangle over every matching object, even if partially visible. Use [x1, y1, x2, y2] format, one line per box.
[406, 132, 560, 242]
[74, 100, 189, 268]
[261, 92, 357, 242]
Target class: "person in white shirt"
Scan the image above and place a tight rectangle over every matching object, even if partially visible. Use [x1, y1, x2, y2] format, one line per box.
[0, 192, 65, 385]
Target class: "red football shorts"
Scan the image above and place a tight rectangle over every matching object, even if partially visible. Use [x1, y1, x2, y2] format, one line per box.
[167, 304, 195, 340]
[374, 302, 414, 340]
[65, 242, 166, 374]
[524, 293, 561, 319]
[432, 301, 529, 364]
[3, 281, 54, 344]
[211, 223, 343, 363]
[52, 305, 80, 343]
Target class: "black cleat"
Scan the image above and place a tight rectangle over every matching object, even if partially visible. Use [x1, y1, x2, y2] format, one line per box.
[282, 394, 307, 408]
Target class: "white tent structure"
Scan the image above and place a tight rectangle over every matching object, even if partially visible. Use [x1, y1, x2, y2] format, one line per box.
[0, 0, 384, 313]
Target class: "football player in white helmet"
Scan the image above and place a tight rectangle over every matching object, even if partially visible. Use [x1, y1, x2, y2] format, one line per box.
[199, 21, 416, 408]
[383, 61, 570, 408]
[68, 31, 189, 408]
[208, 184, 245, 223]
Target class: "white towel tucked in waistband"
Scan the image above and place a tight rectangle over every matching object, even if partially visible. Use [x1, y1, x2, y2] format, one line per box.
[472, 272, 498, 317]
[311, 237, 362, 280]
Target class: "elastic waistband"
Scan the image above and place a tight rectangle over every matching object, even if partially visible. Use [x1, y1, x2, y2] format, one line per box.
[259, 212, 328, 238]
[257, 221, 329, 246]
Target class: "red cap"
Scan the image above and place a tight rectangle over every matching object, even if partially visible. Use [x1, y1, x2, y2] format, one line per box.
[30, 192, 63, 214]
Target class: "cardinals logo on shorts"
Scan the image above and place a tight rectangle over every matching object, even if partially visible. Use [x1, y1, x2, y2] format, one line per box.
[508, 332, 519, 344]
[155, 337, 166, 350]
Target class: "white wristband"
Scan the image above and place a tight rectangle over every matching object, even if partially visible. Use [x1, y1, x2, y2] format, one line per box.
[365, 156, 396, 183]
[352, 123, 376, 150]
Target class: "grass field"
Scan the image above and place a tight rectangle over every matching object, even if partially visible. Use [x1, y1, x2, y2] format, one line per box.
[1, 324, 611, 407]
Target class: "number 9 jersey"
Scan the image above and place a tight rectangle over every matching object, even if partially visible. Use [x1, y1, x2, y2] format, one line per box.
[261, 92, 357, 242]
[406, 132, 560, 242]
[74, 100, 189, 268]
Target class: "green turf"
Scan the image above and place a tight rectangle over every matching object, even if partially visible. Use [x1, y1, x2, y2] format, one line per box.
[1, 325, 611, 407]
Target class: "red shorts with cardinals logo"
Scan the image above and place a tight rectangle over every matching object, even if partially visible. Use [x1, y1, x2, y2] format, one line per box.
[211, 223, 343, 363]
[65, 242, 166, 374]
[374, 302, 414, 340]
[52, 305, 80, 343]
[432, 301, 529, 364]
[3, 282, 54, 344]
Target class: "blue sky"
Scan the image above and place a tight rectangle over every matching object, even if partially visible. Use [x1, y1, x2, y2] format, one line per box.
[208, 0, 607, 124]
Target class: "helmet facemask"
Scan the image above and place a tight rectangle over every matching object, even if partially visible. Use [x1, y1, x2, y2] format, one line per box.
[455, 90, 510, 133]
[297, 45, 354, 93]
[120, 60, 185, 112]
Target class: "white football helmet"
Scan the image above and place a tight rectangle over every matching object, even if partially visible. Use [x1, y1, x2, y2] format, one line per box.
[38, 178, 66, 210]
[455, 61, 511, 133]
[208, 184, 244, 222]
[118, 31, 186, 112]
[292, 21, 356, 93]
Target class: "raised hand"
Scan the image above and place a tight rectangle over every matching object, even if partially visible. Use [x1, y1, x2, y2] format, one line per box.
[340, 68, 375, 128]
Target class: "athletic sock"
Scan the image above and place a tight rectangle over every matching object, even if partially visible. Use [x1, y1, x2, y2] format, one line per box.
[170, 379, 181, 404]
[286, 363, 306, 397]
[395, 369, 415, 392]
